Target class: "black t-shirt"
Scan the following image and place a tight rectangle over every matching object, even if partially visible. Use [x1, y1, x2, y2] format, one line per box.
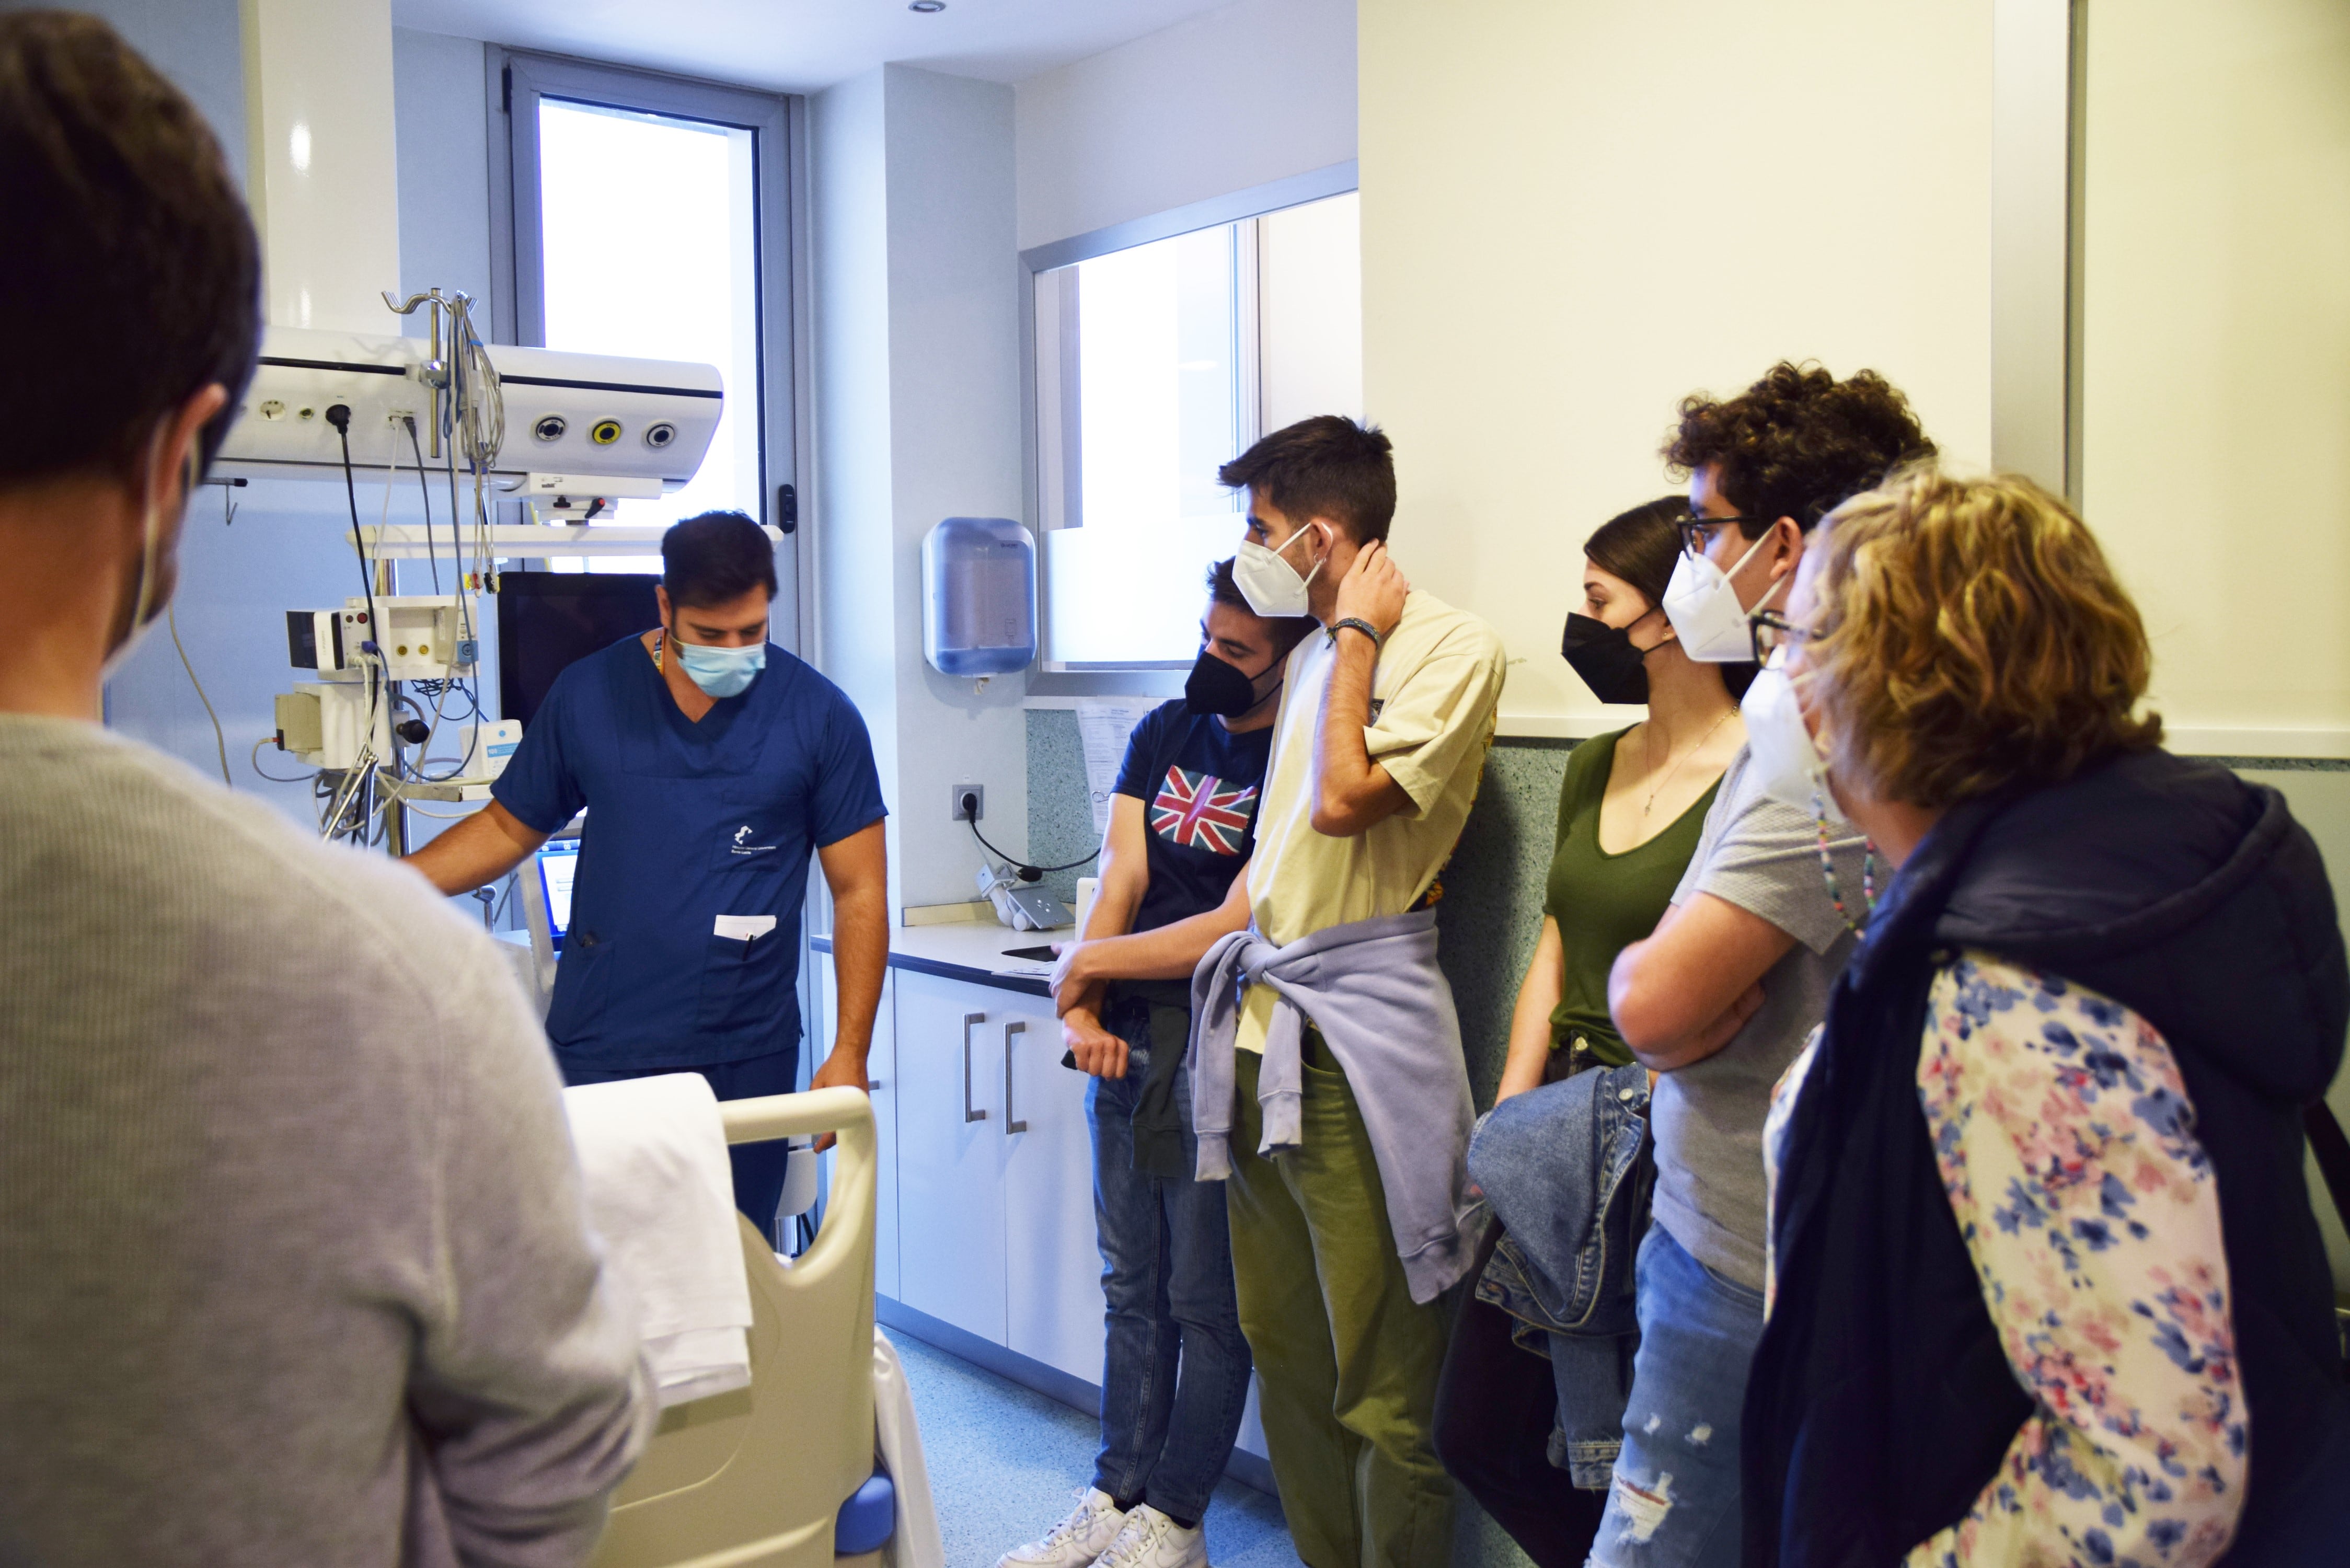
[1111, 699, 1273, 936]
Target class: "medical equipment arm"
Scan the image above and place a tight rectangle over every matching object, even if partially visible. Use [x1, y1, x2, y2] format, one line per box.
[811, 820, 888, 1108]
[401, 800, 549, 896]
[1312, 542, 1414, 836]
[1607, 893, 1780, 1071]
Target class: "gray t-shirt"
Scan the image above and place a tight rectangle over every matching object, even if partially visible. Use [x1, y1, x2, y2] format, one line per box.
[0, 716, 650, 1565]
[1650, 745, 1869, 1293]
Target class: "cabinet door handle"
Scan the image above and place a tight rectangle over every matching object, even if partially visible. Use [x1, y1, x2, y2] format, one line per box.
[1003, 1020, 1028, 1134]
[962, 1012, 988, 1123]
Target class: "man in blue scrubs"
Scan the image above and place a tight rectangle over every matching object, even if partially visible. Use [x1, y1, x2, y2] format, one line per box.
[407, 511, 889, 1243]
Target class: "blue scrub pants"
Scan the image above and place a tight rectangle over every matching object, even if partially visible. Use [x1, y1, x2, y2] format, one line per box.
[560, 1047, 800, 1250]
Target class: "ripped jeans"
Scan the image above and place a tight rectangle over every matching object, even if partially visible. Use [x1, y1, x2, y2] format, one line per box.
[1586, 1225, 1765, 1568]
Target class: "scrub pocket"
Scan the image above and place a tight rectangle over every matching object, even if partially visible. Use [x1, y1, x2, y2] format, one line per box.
[697, 930, 791, 1033]
[545, 932, 615, 1043]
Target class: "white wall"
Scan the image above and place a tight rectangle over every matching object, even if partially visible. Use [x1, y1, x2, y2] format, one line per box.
[2077, 0, 2350, 758]
[1359, 0, 1996, 737]
[814, 64, 1031, 913]
[392, 28, 494, 321]
[1013, 0, 1354, 250]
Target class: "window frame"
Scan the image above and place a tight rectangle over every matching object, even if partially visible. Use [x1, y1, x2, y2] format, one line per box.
[488, 49, 811, 654]
[1020, 160, 1360, 694]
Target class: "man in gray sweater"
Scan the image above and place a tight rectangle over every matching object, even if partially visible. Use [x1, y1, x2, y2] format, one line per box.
[0, 15, 650, 1565]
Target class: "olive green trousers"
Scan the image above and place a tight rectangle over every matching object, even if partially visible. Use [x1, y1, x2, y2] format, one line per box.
[1226, 1048, 1455, 1568]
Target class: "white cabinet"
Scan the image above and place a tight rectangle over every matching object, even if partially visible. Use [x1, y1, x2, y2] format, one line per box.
[891, 969, 1105, 1385]
[1003, 998, 1106, 1381]
[817, 961, 898, 1301]
[893, 970, 1017, 1344]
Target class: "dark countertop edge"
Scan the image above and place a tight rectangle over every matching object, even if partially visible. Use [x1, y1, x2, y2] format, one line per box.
[808, 934, 1052, 998]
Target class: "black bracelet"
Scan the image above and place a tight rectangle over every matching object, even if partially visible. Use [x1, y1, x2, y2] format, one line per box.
[1329, 616, 1385, 651]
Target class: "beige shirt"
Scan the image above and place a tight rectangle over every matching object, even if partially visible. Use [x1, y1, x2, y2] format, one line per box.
[1237, 587, 1507, 1051]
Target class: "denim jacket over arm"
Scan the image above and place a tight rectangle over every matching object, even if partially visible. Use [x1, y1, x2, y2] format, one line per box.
[1468, 1060, 1652, 1486]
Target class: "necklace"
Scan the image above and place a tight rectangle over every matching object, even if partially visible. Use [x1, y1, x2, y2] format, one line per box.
[1642, 707, 1737, 816]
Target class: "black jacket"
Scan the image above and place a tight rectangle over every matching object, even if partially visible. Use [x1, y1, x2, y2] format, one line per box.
[1743, 749, 2350, 1566]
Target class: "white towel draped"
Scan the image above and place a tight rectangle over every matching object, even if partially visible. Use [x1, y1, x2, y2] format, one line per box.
[562, 1074, 755, 1408]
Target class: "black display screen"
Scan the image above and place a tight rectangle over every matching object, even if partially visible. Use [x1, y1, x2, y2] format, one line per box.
[496, 571, 661, 730]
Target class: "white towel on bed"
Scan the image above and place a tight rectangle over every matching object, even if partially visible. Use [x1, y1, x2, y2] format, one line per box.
[563, 1074, 754, 1408]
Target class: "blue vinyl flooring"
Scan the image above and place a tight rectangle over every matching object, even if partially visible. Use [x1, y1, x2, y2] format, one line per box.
[891, 1332, 1296, 1568]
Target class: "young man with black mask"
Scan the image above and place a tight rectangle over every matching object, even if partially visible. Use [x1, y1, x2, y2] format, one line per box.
[999, 560, 1312, 1568]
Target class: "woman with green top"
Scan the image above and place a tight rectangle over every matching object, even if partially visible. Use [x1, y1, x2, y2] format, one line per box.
[1431, 496, 1746, 1568]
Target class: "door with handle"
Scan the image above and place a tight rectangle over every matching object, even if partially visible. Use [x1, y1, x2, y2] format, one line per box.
[891, 970, 1009, 1341]
[1001, 992, 1104, 1380]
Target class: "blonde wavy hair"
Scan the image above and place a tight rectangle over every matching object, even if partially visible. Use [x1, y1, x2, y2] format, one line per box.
[1800, 466, 2163, 809]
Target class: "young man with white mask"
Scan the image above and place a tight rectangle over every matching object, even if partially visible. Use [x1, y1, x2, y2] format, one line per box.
[0, 15, 649, 1564]
[1589, 363, 1932, 1568]
[1180, 416, 1507, 1568]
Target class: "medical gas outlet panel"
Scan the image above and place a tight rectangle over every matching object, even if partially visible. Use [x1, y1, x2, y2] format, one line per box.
[287, 595, 478, 682]
[212, 326, 723, 488]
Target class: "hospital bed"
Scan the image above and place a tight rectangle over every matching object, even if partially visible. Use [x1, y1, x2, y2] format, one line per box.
[588, 1086, 883, 1568]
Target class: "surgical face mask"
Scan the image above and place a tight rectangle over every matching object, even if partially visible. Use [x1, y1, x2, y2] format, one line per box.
[1662, 528, 1780, 663]
[101, 425, 187, 682]
[669, 625, 767, 698]
[1561, 611, 1661, 705]
[1740, 651, 1845, 821]
[1232, 523, 1324, 619]
[1185, 645, 1283, 718]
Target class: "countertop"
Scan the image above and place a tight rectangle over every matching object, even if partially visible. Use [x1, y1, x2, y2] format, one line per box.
[811, 919, 1060, 998]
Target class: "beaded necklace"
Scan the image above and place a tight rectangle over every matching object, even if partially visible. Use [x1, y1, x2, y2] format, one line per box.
[1814, 789, 1877, 934]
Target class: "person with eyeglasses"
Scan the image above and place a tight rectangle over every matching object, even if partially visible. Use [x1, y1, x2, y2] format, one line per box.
[1586, 362, 1933, 1567]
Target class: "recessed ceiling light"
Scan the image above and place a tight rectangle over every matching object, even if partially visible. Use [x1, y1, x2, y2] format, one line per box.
[909, 1, 946, 11]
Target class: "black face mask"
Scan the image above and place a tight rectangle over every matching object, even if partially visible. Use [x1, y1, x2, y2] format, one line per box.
[1185, 647, 1283, 717]
[1562, 612, 1658, 705]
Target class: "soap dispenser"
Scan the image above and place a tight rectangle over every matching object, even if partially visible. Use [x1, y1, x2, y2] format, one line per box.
[922, 516, 1036, 676]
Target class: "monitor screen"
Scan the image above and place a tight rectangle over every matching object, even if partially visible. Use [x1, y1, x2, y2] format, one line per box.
[497, 571, 661, 730]
[536, 841, 580, 949]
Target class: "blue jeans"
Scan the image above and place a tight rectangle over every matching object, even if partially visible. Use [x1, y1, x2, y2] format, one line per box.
[1587, 1225, 1766, 1568]
[1088, 1046, 1254, 1524]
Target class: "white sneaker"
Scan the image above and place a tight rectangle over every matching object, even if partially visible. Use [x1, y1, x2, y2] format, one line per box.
[996, 1489, 1129, 1568]
[1092, 1504, 1207, 1568]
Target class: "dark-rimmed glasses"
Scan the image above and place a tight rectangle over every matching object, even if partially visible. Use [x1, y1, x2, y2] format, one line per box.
[1676, 515, 1769, 559]
[1748, 607, 1813, 664]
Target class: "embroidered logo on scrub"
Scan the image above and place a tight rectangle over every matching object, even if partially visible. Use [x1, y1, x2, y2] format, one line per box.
[729, 823, 778, 856]
[1150, 767, 1258, 854]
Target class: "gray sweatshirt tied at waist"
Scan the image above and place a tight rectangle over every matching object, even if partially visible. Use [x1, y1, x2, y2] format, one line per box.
[1186, 908, 1478, 1304]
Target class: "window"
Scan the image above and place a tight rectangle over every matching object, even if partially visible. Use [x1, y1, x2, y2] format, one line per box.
[537, 100, 762, 535]
[1031, 179, 1363, 671]
[499, 55, 797, 627]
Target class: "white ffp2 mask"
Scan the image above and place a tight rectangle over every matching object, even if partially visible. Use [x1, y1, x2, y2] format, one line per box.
[1662, 529, 1778, 663]
[1740, 651, 1846, 822]
[1233, 524, 1324, 618]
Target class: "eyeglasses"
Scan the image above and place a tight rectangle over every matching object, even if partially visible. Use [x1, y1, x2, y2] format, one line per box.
[1748, 607, 1814, 664]
[1676, 515, 1769, 559]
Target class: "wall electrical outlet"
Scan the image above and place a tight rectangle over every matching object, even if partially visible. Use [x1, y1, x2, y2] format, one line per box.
[950, 783, 985, 823]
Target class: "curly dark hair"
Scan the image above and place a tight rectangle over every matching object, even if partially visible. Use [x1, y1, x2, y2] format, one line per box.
[1663, 362, 1934, 535]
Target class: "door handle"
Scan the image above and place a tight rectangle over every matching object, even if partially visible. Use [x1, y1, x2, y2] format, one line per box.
[962, 1012, 988, 1123]
[1003, 1020, 1028, 1134]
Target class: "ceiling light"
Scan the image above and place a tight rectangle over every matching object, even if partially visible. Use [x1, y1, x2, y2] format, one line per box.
[909, 1, 946, 11]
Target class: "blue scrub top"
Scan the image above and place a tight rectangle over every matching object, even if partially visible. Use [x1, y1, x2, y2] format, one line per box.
[493, 635, 886, 1070]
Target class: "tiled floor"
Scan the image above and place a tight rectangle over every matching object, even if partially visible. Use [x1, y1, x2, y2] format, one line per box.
[890, 1332, 1296, 1568]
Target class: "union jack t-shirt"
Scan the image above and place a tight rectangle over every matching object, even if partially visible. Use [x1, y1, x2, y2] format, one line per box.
[1110, 698, 1273, 935]
[1150, 766, 1259, 856]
